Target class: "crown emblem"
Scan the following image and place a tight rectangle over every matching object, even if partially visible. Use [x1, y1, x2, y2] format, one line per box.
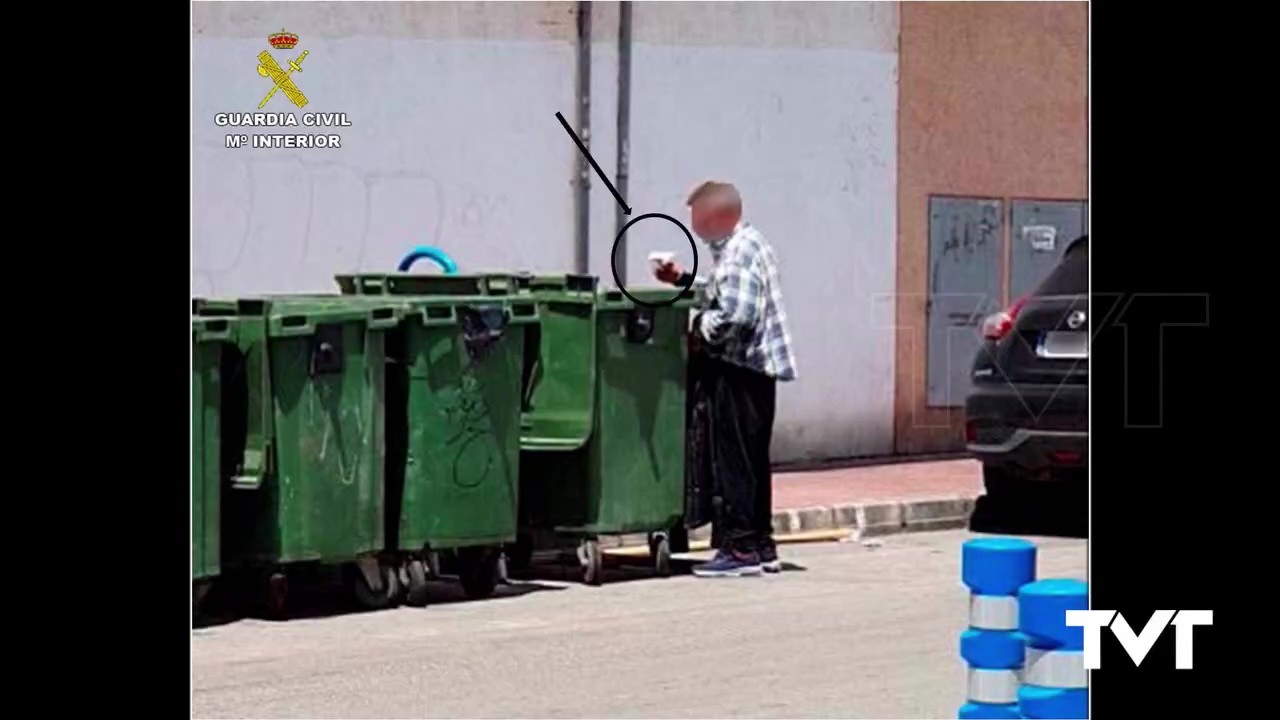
[268, 28, 299, 50]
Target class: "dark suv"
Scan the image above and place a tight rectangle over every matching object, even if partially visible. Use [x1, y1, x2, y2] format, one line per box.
[965, 235, 1087, 525]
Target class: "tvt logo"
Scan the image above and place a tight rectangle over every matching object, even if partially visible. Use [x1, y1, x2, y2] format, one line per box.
[1066, 610, 1213, 669]
[1095, 293, 1210, 429]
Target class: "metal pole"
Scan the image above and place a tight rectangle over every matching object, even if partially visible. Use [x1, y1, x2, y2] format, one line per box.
[573, 2, 593, 275]
[615, 0, 633, 284]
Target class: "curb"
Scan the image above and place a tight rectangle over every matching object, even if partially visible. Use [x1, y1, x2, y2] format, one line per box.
[606, 494, 979, 553]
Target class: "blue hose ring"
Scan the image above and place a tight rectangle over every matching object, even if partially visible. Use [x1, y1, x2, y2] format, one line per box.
[397, 246, 458, 274]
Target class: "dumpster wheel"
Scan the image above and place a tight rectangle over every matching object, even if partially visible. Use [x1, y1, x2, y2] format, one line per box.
[578, 538, 604, 586]
[266, 571, 289, 620]
[405, 558, 431, 608]
[350, 564, 402, 611]
[649, 532, 672, 578]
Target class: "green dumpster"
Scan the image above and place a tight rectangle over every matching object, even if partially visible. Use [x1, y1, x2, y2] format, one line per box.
[386, 295, 539, 605]
[192, 315, 235, 613]
[193, 296, 408, 616]
[336, 274, 540, 604]
[514, 275, 697, 584]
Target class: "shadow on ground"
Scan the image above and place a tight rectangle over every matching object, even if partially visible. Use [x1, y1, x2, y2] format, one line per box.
[968, 484, 1088, 539]
[506, 551, 693, 586]
[195, 547, 815, 628]
[194, 570, 564, 628]
[508, 549, 808, 586]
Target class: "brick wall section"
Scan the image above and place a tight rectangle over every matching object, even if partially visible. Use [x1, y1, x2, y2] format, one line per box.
[894, 1, 1087, 454]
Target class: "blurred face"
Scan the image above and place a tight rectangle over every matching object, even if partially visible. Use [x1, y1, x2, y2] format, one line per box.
[690, 199, 740, 243]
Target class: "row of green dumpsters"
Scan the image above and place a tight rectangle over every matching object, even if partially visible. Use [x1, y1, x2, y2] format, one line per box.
[192, 272, 699, 614]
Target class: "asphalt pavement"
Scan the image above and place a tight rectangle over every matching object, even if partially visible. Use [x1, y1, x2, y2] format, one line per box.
[192, 530, 1086, 719]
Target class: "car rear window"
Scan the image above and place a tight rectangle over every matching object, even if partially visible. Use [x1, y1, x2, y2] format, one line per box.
[1035, 236, 1087, 296]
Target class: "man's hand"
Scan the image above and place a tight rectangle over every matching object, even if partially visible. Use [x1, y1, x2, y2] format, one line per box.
[654, 260, 683, 285]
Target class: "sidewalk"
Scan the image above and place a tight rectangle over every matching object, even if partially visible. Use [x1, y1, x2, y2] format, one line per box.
[610, 458, 984, 552]
[769, 458, 983, 538]
[775, 458, 982, 509]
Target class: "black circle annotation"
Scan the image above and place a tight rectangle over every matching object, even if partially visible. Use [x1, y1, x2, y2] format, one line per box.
[610, 213, 700, 309]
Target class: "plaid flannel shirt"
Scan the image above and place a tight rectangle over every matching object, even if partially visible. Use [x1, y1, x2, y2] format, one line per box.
[693, 222, 798, 381]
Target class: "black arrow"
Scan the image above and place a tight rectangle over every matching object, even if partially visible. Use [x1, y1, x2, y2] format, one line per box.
[555, 111, 631, 215]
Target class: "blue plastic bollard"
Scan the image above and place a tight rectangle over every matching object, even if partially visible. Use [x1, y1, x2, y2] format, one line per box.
[1018, 579, 1089, 719]
[397, 246, 459, 274]
[959, 538, 1037, 720]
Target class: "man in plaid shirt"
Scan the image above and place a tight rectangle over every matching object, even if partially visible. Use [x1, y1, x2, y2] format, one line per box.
[655, 181, 798, 577]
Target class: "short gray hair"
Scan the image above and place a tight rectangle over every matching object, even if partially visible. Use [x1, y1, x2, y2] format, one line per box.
[686, 181, 742, 211]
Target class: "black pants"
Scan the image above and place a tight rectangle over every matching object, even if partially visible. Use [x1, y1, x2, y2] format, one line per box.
[705, 359, 777, 555]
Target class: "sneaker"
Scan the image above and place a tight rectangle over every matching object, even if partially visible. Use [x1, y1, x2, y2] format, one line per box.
[693, 550, 763, 578]
[760, 546, 782, 574]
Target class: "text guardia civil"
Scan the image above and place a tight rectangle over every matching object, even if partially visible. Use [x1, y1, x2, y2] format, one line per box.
[216, 112, 352, 150]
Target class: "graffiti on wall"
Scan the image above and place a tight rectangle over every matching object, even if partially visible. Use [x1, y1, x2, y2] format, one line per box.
[192, 143, 511, 297]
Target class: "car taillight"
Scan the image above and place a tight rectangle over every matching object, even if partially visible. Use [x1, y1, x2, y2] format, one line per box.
[982, 296, 1030, 341]
[1050, 450, 1083, 465]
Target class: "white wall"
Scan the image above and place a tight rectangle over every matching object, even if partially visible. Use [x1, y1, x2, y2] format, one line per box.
[192, 1, 900, 463]
[589, 2, 901, 462]
[191, 1, 580, 297]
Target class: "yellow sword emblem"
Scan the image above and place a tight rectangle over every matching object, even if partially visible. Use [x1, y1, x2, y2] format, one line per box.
[256, 50, 310, 110]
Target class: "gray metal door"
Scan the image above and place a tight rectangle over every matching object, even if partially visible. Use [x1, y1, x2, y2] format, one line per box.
[927, 197, 1004, 408]
[1009, 200, 1087, 300]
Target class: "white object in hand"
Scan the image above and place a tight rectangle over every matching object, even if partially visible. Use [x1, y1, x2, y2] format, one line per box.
[648, 251, 676, 270]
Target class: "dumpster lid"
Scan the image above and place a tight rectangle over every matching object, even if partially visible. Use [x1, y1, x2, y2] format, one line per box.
[335, 272, 521, 298]
[513, 273, 598, 295]
[598, 286, 699, 309]
[192, 296, 411, 334]
[408, 294, 539, 327]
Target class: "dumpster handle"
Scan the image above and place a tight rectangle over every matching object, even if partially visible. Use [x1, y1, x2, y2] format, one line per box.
[367, 305, 404, 329]
[420, 304, 458, 327]
[194, 319, 233, 342]
[273, 314, 318, 337]
[508, 302, 538, 322]
[358, 276, 386, 294]
[398, 246, 459, 274]
[485, 275, 511, 296]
